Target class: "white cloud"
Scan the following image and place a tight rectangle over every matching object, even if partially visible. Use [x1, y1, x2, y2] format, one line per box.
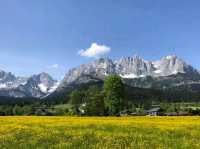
[50, 64, 59, 69]
[48, 64, 65, 70]
[78, 43, 111, 58]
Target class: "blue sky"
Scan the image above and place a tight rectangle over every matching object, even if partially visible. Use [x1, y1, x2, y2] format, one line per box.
[0, 0, 200, 80]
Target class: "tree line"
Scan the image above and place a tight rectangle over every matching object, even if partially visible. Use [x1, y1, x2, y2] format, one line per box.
[70, 75, 125, 116]
[1, 74, 200, 116]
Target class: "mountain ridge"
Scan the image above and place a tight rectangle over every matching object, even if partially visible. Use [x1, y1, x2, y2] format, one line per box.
[0, 55, 199, 99]
[0, 71, 58, 98]
[57, 55, 199, 91]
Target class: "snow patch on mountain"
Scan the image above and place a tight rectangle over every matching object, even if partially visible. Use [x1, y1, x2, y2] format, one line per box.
[154, 69, 162, 74]
[120, 74, 146, 78]
[120, 74, 138, 78]
[38, 83, 48, 93]
[0, 84, 7, 89]
[48, 82, 60, 93]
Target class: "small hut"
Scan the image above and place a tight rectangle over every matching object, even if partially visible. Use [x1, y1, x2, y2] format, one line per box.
[146, 107, 161, 116]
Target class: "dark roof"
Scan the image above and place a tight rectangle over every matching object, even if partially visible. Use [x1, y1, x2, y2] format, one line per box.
[146, 107, 160, 113]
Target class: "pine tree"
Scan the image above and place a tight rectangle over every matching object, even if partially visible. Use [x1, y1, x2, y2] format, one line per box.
[103, 75, 125, 115]
[85, 86, 105, 116]
[69, 90, 83, 114]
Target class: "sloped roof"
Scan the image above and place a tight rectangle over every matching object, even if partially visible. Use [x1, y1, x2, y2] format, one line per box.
[146, 107, 160, 113]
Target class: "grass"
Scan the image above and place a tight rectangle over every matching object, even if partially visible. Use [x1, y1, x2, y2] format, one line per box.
[53, 104, 72, 109]
[0, 117, 200, 149]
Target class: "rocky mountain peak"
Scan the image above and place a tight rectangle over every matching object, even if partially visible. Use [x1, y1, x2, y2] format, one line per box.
[165, 55, 177, 59]
[37, 72, 56, 86]
[24, 73, 58, 96]
[60, 55, 198, 86]
[133, 54, 143, 60]
[115, 55, 154, 78]
[0, 70, 28, 89]
[153, 55, 186, 76]
[0, 69, 57, 98]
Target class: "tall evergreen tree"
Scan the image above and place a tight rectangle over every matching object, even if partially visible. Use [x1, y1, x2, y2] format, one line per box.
[13, 105, 24, 115]
[103, 75, 125, 115]
[69, 90, 84, 114]
[85, 86, 105, 116]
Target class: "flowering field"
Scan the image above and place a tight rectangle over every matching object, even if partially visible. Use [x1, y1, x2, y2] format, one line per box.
[0, 117, 200, 149]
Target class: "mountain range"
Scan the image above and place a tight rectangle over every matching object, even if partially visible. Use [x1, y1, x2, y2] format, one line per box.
[0, 55, 200, 99]
[56, 55, 200, 91]
[0, 71, 58, 98]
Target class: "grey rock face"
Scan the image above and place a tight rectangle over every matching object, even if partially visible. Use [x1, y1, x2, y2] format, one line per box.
[59, 58, 115, 87]
[0, 70, 28, 89]
[115, 55, 155, 78]
[20, 72, 58, 97]
[0, 71, 58, 98]
[53, 55, 200, 95]
[60, 55, 196, 87]
[152, 55, 186, 76]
